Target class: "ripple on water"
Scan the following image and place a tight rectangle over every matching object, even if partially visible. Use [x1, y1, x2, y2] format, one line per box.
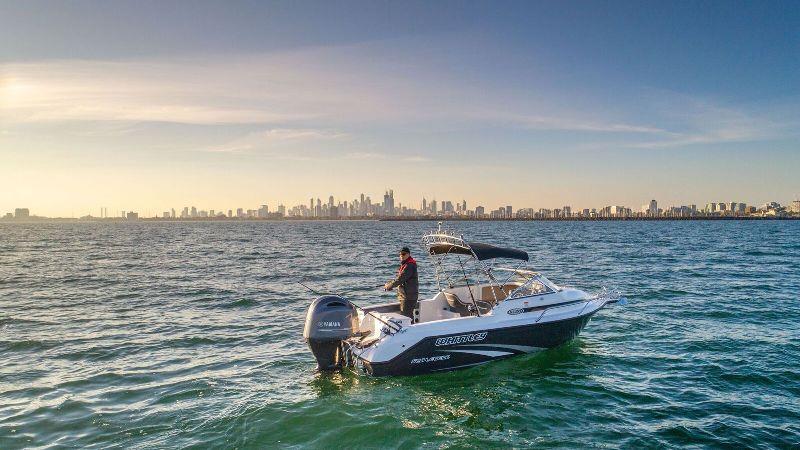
[0, 220, 799, 448]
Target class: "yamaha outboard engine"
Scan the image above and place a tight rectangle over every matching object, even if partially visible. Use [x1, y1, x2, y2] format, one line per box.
[303, 295, 359, 371]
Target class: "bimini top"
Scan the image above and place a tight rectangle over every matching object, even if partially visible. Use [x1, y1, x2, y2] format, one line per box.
[427, 241, 529, 262]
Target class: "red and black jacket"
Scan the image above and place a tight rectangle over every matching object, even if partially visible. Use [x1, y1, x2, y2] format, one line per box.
[388, 256, 419, 297]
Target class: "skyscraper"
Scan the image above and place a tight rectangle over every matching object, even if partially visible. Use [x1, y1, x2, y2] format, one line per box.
[383, 190, 395, 216]
[443, 201, 453, 213]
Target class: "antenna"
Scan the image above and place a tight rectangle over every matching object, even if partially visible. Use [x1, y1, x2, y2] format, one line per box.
[297, 281, 321, 295]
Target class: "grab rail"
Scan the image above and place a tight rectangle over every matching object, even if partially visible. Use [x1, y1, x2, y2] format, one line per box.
[534, 299, 593, 323]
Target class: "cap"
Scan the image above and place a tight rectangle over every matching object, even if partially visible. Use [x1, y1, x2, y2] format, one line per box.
[400, 246, 411, 254]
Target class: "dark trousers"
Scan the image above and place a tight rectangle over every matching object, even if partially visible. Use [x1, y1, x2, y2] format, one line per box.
[399, 292, 418, 318]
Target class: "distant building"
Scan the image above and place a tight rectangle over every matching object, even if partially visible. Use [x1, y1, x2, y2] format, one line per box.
[760, 201, 781, 211]
[383, 190, 395, 216]
[648, 200, 657, 216]
[3, 212, 12, 219]
[15, 208, 30, 219]
[505, 206, 513, 218]
[475, 206, 485, 218]
[609, 205, 629, 217]
[442, 201, 454, 214]
[126, 211, 139, 220]
[515, 208, 534, 219]
[791, 200, 800, 214]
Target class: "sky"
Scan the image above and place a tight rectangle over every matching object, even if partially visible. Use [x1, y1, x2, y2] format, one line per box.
[1, 0, 799, 217]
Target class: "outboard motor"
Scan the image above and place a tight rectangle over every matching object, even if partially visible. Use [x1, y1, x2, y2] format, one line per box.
[303, 295, 359, 371]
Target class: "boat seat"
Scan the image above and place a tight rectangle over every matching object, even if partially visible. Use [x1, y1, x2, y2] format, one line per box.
[443, 292, 471, 316]
[443, 292, 492, 316]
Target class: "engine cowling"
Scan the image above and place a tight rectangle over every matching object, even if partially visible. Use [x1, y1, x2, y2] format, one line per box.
[303, 295, 358, 371]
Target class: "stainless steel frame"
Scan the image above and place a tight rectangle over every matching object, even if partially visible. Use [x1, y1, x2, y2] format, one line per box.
[421, 224, 555, 307]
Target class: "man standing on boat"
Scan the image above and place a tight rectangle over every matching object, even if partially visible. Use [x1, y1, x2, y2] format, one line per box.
[384, 247, 419, 318]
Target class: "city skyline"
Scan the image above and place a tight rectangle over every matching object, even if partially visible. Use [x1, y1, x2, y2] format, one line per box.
[5, 188, 799, 220]
[2, 2, 799, 216]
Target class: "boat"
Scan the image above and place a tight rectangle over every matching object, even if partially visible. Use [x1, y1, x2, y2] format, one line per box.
[303, 224, 626, 377]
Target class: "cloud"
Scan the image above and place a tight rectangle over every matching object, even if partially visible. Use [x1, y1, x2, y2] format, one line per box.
[0, 48, 669, 136]
[344, 152, 386, 159]
[1, 46, 792, 158]
[0, 51, 380, 126]
[625, 96, 791, 149]
[206, 128, 346, 153]
[482, 111, 668, 134]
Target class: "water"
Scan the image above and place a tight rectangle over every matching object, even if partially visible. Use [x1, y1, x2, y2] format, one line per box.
[1, 220, 799, 448]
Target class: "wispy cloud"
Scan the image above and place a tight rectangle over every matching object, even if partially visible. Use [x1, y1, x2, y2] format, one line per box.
[206, 128, 346, 153]
[344, 152, 386, 160]
[0, 48, 672, 136]
[626, 96, 792, 149]
[344, 152, 431, 163]
[482, 111, 668, 134]
[1, 46, 793, 158]
[403, 155, 431, 162]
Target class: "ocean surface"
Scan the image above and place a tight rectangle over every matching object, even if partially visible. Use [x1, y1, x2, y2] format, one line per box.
[1, 220, 799, 449]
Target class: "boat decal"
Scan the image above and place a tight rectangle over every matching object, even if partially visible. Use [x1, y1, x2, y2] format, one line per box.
[432, 361, 491, 372]
[435, 332, 488, 347]
[441, 349, 513, 358]
[460, 343, 543, 353]
[410, 354, 451, 365]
